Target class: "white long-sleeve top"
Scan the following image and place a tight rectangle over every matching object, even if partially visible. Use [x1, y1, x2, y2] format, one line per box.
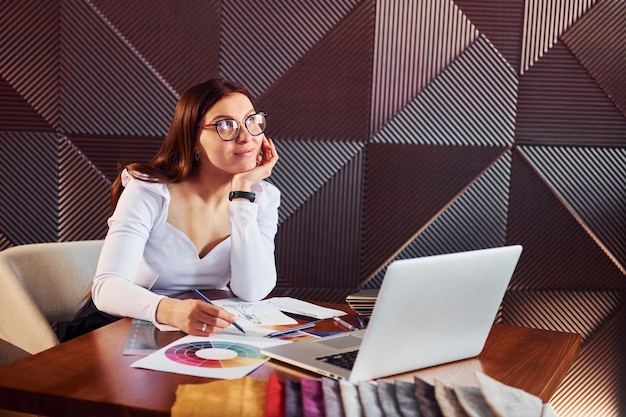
[91, 170, 280, 325]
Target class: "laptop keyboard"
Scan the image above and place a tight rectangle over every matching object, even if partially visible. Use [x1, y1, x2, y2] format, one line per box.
[316, 349, 359, 370]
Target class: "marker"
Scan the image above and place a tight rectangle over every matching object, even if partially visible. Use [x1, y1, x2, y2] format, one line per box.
[332, 315, 358, 331]
[193, 289, 246, 334]
[265, 322, 317, 338]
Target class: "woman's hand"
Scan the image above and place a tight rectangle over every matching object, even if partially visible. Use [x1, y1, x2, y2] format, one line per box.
[156, 298, 237, 336]
[231, 136, 279, 191]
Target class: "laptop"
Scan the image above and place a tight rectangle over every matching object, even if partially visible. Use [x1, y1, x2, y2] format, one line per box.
[261, 245, 523, 382]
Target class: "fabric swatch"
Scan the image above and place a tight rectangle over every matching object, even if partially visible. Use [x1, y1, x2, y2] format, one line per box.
[171, 376, 266, 417]
[453, 384, 497, 417]
[301, 377, 325, 417]
[284, 378, 303, 417]
[541, 404, 558, 417]
[340, 379, 364, 417]
[413, 377, 442, 417]
[394, 379, 421, 417]
[358, 380, 384, 417]
[172, 370, 550, 417]
[475, 372, 542, 417]
[322, 377, 345, 417]
[376, 380, 402, 417]
[433, 379, 468, 417]
[265, 373, 285, 417]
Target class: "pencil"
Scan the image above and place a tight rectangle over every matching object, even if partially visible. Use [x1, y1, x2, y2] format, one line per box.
[193, 289, 246, 334]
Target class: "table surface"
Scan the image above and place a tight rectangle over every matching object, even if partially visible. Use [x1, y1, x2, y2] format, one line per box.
[0, 297, 581, 417]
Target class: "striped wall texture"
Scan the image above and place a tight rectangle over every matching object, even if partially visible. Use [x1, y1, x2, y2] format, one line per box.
[0, 0, 624, 415]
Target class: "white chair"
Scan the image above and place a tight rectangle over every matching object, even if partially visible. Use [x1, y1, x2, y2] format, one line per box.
[0, 240, 103, 355]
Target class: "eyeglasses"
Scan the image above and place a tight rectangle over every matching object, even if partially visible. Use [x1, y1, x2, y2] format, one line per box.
[198, 112, 267, 141]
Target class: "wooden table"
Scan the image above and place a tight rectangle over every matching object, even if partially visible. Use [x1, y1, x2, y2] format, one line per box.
[0, 301, 581, 417]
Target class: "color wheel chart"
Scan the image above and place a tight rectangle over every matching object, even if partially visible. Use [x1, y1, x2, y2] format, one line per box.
[165, 340, 265, 368]
[131, 334, 286, 379]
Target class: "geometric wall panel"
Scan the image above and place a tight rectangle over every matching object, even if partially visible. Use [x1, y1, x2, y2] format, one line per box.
[70, 134, 164, 182]
[221, 0, 361, 98]
[0, 0, 60, 129]
[516, 42, 626, 147]
[1, 1, 624, 414]
[374, 36, 517, 146]
[256, 0, 374, 143]
[508, 150, 625, 291]
[58, 136, 110, 242]
[269, 140, 364, 223]
[371, 0, 478, 134]
[519, 145, 626, 271]
[502, 290, 624, 342]
[0, 78, 52, 131]
[90, 0, 221, 93]
[519, 0, 596, 75]
[561, 0, 626, 114]
[59, 0, 178, 136]
[0, 131, 58, 244]
[455, 0, 524, 74]
[548, 304, 625, 417]
[275, 149, 364, 297]
[362, 144, 505, 279]
[365, 150, 512, 287]
[0, 233, 10, 252]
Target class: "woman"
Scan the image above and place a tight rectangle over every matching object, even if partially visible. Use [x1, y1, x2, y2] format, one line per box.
[66, 79, 280, 339]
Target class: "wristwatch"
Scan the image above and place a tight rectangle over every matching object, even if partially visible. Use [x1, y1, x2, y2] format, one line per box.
[228, 191, 256, 202]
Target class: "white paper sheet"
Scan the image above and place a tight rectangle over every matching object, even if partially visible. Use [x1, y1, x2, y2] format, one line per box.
[211, 298, 298, 326]
[263, 297, 347, 319]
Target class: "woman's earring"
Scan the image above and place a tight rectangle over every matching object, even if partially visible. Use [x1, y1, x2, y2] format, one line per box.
[194, 152, 200, 162]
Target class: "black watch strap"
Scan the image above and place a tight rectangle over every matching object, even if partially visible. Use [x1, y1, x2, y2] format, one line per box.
[228, 191, 256, 202]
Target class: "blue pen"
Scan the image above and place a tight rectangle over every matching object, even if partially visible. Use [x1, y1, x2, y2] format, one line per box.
[265, 322, 317, 338]
[193, 289, 246, 334]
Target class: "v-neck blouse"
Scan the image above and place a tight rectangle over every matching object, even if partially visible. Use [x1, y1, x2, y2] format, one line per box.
[91, 170, 280, 325]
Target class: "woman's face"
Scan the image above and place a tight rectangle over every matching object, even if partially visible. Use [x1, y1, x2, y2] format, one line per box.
[196, 92, 263, 176]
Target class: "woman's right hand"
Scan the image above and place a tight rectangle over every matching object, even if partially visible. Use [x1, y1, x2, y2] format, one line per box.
[156, 297, 237, 336]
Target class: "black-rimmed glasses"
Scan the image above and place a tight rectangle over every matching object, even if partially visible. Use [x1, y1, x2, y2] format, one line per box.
[198, 112, 267, 141]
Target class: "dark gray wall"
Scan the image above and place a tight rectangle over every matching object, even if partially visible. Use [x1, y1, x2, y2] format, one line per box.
[1, 1, 624, 415]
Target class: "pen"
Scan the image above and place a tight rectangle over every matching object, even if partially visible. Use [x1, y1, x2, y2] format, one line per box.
[265, 322, 317, 338]
[193, 289, 246, 334]
[356, 316, 367, 329]
[332, 315, 358, 331]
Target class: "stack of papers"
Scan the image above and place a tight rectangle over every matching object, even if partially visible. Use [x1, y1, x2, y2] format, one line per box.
[128, 297, 349, 379]
[152, 297, 347, 334]
[345, 289, 378, 318]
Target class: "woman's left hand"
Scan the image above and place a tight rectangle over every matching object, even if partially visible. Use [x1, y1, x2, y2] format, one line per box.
[231, 136, 279, 190]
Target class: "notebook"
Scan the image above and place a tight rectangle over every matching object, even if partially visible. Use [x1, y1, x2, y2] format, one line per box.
[260, 245, 523, 382]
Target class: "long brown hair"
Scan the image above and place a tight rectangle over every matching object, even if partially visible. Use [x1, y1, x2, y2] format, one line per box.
[110, 79, 252, 212]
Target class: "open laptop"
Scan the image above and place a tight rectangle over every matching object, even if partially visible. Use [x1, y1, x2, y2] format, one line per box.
[261, 245, 523, 382]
